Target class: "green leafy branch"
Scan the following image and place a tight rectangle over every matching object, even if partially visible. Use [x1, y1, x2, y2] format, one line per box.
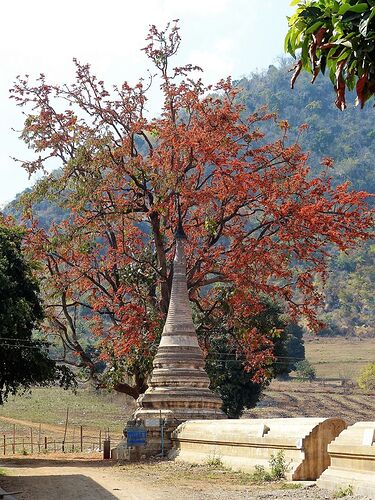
[285, 0, 375, 109]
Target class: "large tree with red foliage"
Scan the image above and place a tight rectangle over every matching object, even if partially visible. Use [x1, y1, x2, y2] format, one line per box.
[11, 22, 372, 399]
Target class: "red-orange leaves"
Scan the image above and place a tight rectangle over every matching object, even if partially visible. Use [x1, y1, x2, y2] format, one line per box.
[14, 22, 373, 395]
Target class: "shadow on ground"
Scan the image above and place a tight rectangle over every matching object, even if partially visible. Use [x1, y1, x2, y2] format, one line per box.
[0, 474, 119, 500]
[1, 457, 113, 468]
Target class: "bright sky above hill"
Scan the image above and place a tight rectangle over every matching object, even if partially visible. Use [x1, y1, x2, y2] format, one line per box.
[0, 0, 293, 207]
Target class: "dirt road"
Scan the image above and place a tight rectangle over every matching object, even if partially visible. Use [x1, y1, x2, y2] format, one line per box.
[0, 455, 371, 500]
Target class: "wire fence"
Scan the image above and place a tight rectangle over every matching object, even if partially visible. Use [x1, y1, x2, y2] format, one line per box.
[0, 424, 120, 456]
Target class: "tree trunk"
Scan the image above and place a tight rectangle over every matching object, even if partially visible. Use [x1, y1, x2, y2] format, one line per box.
[113, 376, 149, 400]
[149, 212, 171, 313]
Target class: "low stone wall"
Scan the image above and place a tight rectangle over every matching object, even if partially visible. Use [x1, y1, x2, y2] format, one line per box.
[317, 421, 375, 498]
[170, 417, 346, 480]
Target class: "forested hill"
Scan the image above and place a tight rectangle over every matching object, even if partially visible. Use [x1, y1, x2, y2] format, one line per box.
[235, 61, 374, 338]
[4, 61, 374, 338]
[236, 59, 374, 194]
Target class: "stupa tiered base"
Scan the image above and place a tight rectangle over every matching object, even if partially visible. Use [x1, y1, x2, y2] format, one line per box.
[128, 232, 225, 457]
[134, 389, 225, 423]
[134, 234, 225, 423]
[113, 222, 226, 460]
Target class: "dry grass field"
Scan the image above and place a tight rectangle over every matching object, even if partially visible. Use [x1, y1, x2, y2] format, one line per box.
[304, 336, 375, 380]
[0, 386, 134, 433]
[0, 387, 134, 454]
[246, 379, 374, 424]
[246, 337, 375, 424]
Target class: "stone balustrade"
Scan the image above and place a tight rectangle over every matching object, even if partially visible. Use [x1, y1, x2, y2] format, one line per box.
[170, 417, 347, 480]
[317, 421, 375, 498]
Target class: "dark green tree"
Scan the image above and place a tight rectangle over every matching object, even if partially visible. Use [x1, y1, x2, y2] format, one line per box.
[201, 293, 304, 417]
[283, 323, 305, 372]
[205, 331, 264, 418]
[0, 220, 74, 404]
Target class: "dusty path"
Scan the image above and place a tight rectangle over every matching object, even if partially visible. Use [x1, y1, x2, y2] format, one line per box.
[0, 416, 70, 436]
[0, 455, 371, 500]
[1, 458, 155, 500]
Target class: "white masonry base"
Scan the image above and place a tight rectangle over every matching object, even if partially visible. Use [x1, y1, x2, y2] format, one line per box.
[317, 421, 375, 498]
[170, 417, 347, 481]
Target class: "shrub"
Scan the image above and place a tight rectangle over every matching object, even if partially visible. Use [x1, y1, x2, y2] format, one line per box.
[269, 450, 290, 480]
[251, 451, 290, 482]
[295, 360, 316, 381]
[357, 363, 375, 393]
[206, 453, 223, 468]
[251, 465, 273, 482]
[334, 484, 353, 498]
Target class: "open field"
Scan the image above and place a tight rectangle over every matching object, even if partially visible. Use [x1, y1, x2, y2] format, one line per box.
[304, 336, 375, 380]
[0, 386, 134, 433]
[247, 336, 375, 424]
[0, 387, 135, 454]
[247, 379, 374, 424]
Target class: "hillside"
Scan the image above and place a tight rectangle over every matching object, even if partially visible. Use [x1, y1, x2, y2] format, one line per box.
[237, 59, 374, 194]
[237, 62, 374, 337]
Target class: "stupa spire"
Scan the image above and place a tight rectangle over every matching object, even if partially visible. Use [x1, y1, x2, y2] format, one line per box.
[134, 196, 225, 424]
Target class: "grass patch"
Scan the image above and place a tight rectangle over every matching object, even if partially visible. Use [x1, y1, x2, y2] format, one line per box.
[0, 467, 8, 476]
[280, 482, 303, 490]
[250, 465, 273, 482]
[0, 386, 133, 434]
[334, 484, 353, 498]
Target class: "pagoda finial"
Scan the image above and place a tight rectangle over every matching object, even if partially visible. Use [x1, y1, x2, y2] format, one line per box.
[175, 192, 187, 240]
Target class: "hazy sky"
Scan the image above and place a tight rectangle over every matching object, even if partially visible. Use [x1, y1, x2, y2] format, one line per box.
[0, 0, 293, 206]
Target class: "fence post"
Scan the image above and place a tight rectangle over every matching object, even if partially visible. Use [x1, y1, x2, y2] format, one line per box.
[12, 424, 16, 454]
[30, 428, 33, 454]
[38, 424, 41, 453]
[80, 426, 83, 452]
[72, 427, 75, 452]
[103, 437, 111, 459]
[62, 407, 69, 453]
[44, 436, 47, 451]
[99, 430, 102, 452]
[3, 434, 5, 455]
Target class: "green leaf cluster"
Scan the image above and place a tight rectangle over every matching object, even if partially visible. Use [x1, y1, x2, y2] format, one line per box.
[294, 359, 317, 381]
[286, 0, 375, 108]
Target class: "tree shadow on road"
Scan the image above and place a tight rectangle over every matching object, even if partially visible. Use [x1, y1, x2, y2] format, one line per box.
[1, 456, 114, 469]
[1, 473, 119, 500]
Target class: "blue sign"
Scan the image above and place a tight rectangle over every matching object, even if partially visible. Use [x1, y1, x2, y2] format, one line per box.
[127, 428, 147, 446]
